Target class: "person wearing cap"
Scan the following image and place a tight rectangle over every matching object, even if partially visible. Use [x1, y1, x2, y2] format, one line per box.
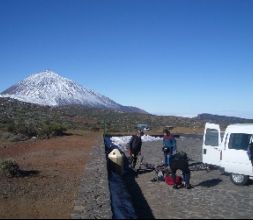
[128, 130, 144, 169]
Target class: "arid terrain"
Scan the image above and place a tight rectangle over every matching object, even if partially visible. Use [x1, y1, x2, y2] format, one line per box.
[0, 132, 100, 219]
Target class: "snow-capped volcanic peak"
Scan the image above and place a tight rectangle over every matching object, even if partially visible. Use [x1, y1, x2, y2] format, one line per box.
[1, 70, 125, 109]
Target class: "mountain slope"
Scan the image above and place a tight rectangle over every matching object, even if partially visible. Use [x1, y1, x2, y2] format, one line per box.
[1, 70, 147, 113]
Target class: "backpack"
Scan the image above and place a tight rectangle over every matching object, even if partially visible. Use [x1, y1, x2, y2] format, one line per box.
[165, 175, 183, 186]
[173, 151, 188, 161]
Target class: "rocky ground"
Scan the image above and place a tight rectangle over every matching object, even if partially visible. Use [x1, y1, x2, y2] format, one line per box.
[71, 144, 112, 219]
[0, 132, 98, 219]
[130, 136, 253, 219]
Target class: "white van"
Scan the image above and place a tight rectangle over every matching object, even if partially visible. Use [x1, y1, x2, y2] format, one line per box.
[202, 123, 253, 185]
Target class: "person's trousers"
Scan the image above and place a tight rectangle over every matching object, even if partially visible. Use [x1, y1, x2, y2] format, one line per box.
[170, 159, 191, 186]
[183, 173, 191, 186]
[171, 171, 190, 186]
[131, 152, 140, 168]
[164, 153, 171, 167]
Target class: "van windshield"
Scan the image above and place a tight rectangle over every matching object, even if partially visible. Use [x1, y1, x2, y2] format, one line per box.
[228, 133, 252, 150]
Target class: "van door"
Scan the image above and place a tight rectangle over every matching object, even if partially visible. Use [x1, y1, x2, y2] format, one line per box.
[202, 123, 222, 166]
[222, 133, 253, 176]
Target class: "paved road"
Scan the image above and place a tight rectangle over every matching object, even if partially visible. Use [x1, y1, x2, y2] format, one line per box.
[133, 137, 253, 219]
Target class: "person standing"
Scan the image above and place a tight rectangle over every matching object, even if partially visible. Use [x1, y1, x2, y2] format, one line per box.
[128, 130, 144, 169]
[163, 129, 177, 167]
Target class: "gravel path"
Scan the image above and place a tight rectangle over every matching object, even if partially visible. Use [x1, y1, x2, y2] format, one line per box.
[71, 145, 112, 219]
[133, 137, 253, 219]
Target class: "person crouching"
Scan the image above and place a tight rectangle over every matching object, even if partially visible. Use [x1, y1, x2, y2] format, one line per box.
[169, 152, 192, 190]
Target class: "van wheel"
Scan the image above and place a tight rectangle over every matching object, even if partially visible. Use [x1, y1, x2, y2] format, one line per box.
[230, 174, 249, 186]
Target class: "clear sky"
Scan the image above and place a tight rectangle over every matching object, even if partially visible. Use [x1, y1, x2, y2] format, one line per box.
[0, 0, 253, 118]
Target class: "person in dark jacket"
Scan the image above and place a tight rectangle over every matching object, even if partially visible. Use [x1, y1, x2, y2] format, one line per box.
[129, 130, 144, 169]
[169, 152, 192, 190]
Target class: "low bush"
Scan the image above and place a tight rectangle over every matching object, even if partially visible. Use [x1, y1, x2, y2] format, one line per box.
[48, 122, 67, 136]
[0, 160, 20, 177]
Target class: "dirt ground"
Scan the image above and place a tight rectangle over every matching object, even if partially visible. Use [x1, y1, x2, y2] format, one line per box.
[0, 131, 100, 219]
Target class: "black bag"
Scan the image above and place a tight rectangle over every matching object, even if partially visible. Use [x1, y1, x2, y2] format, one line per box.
[173, 151, 188, 161]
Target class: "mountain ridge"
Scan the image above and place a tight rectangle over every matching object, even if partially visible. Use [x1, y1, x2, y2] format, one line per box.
[195, 113, 253, 124]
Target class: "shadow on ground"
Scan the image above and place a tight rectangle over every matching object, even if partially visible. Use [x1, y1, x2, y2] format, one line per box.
[195, 178, 223, 188]
[124, 168, 155, 219]
[2, 170, 40, 178]
[18, 170, 40, 177]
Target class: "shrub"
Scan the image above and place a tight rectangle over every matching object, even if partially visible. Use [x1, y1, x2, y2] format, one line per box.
[38, 123, 51, 139]
[11, 120, 38, 137]
[48, 122, 67, 136]
[5, 119, 67, 139]
[38, 122, 67, 138]
[0, 160, 20, 177]
[91, 127, 100, 132]
[7, 122, 16, 133]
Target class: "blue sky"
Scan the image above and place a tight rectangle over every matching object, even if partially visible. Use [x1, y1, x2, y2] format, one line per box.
[0, 0, 253, 118]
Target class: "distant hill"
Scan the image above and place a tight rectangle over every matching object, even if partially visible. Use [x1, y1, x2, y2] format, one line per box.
[0, 70, 147, 114]
[195, 113, 253, 125]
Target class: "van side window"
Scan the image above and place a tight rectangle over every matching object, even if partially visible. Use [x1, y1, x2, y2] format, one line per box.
[228, 133, 251, 150]
[205, 129, 219, 146]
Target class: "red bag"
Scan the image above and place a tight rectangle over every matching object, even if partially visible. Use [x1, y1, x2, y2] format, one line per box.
[165, 176, 183, 186]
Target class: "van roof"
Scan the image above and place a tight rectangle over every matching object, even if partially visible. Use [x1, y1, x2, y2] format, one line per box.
[226, 124, 253, 134]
